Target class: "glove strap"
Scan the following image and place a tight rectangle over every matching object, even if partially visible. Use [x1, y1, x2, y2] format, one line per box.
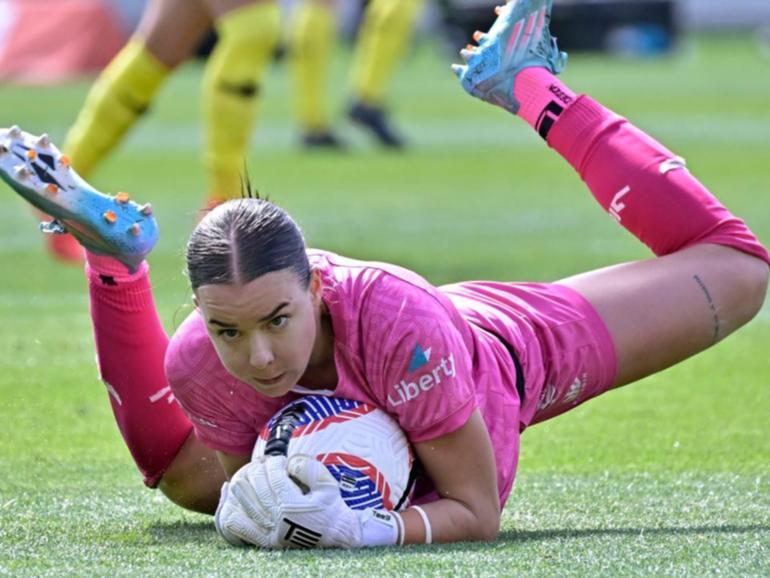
[359, 509, 402, 547]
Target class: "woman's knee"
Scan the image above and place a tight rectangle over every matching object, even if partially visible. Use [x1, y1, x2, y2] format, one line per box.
[728, 249, 769, 327]
[137, 0, 211, 68]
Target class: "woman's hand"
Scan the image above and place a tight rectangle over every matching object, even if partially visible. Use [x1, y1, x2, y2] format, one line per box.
[214, 455, 403, 548]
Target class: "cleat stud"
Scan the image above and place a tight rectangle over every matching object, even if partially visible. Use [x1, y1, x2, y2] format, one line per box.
[37, 134, 50, 147]
[129, 223, 141, 236]
[103, 210, 117, 224]
[46, 183, 58, 194]
[26, 149, 37, 160]
[115, 192, 130, 204]
[14, 165, 29, 179]
[473, 31, 484, 42]
[139, 203, 153, 216]
[0, 144, 7, 154]
[494, 5, 503, 15]
[465, 43, 475, 51]
[9, 125, 21, 137]
[59, 155, 71, 168]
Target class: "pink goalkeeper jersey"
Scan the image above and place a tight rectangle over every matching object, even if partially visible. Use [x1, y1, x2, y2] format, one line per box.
[166, 250, 552, 505]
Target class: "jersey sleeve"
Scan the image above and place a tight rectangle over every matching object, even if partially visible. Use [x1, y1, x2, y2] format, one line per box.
[364, 276, 477, 443]
[170, 374, 260, 456]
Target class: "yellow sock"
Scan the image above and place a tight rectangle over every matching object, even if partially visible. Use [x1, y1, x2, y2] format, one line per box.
[289, 1, 335, 133]
[202, 1, 281, 201]
[63, 39, 169, 177]
[348, 0, 423, 105]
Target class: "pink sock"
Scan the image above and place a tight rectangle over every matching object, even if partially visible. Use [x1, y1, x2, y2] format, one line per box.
[514, 67, 577, 137]
[514, 70, 770, 264]
[86, 253, 193, 487]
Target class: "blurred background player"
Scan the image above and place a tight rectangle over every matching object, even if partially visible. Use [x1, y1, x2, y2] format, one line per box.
[289, 0, 423, 149]
[46, 0, 281, 263]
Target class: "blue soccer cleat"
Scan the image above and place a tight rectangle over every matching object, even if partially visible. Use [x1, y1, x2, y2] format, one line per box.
[0, 126, 158, 272]
[452, 0, 567, 114]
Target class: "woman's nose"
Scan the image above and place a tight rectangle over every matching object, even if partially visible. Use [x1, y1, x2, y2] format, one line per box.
[249, 334, 274, 369]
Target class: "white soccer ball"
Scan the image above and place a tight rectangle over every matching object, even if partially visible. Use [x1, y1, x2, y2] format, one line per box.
[252, 395, 415, 511]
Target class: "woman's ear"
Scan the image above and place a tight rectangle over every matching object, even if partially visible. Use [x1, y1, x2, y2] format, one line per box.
[309, 269, 322, 305]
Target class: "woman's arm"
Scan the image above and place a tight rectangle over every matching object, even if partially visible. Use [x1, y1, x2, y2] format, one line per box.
[401, 409, 501, 543]
[157, 432, 250, 515]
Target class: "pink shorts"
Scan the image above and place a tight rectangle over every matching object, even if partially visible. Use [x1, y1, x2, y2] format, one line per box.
[519, 283, 618, 426]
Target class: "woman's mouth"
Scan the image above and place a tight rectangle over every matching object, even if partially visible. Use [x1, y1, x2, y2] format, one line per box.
[254, 372, 286, 387]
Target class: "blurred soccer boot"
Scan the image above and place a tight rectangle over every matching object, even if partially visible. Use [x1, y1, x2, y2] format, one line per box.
[302, 130, 347, 150]
[347, 101, 405, 149]
[0, 126, 158, 272]
[452, 0, 567, 114]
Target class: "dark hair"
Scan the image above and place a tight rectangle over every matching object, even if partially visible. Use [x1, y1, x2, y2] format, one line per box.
[186, 198, 311, 291]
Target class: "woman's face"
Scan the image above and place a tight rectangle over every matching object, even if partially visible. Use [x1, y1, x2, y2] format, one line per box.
[195, 269, 324, 397]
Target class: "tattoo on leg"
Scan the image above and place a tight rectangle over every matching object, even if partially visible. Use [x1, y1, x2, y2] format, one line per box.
[693, 274, 721, 343]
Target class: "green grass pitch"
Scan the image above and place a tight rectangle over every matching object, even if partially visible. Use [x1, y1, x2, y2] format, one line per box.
[0, 36, 769, 576]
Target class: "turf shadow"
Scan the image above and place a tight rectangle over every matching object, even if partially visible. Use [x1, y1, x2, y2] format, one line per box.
[497, 524, 770, 543]
[143, 521, 770, 549]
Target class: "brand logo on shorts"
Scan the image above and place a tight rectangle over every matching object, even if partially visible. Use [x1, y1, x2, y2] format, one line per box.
[388, 352, 456, 407]
[562, 373, 587, 405]
[537, 383, 558, 411]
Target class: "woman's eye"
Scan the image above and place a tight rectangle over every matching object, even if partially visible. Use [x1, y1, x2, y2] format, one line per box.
[218, 328, 240, 341]
[270, 315, 289, 329]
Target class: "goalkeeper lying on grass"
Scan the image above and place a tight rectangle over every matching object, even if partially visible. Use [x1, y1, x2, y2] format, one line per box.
[1, 0, 767, 548]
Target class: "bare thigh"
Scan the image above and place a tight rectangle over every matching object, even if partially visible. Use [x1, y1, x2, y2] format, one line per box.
[136, 0, 213, 68]
[559, 244, 768, 388]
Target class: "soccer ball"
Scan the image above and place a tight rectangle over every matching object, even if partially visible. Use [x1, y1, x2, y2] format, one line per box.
[252, 395, 415, 511]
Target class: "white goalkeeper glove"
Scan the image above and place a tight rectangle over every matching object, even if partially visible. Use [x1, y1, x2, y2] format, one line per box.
[215, 455, 403, 549]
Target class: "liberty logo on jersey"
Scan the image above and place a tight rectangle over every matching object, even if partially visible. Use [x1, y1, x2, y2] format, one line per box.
[388, 344, 456, 407]
[407, 343, 432, 372]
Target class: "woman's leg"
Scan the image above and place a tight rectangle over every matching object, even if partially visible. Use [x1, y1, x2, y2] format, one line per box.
[86, 254, 225, 512]
[0, 128, 225, 513]
[524, 78, 769, 386]
[347, 0, 423, 148]
[289, 0, 340, 146]
[457, 0, 769, 388]
[63, 0, 210, 179]
[200, 0, 281, 203]
[51, 0, 209, 264]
